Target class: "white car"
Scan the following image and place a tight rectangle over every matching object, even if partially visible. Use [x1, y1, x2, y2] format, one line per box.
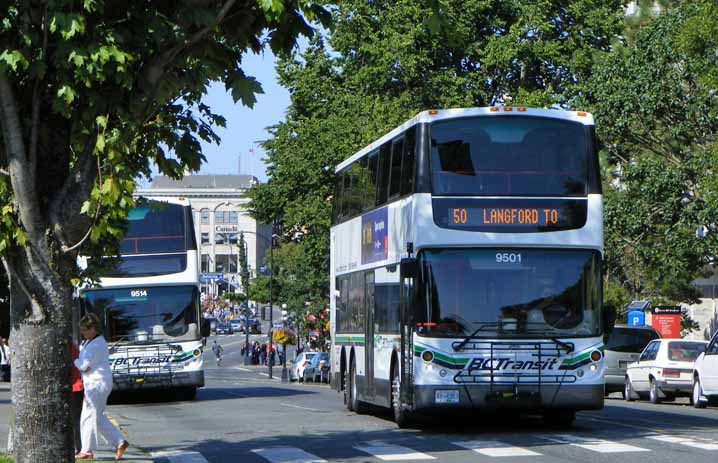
[289, 352, 317, 382]
[693, 330, 718, 408]
[625, 338, 707, 404]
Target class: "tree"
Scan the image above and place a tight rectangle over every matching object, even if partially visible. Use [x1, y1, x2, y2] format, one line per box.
[582, 1, 718, 306]
[249, 0, 625, 309]
[0, 2, 327, 461]
[238, 231, 249, 297]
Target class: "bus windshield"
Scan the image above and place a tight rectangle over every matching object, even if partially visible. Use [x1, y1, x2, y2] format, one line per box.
[430, 116, 589, 196]
[416, 249, 601, 338]
[121, 200, 187, 254]
[81, 286, 200, 343]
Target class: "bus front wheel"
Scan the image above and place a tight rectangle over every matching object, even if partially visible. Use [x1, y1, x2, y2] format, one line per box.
[391, 368, 414, 428]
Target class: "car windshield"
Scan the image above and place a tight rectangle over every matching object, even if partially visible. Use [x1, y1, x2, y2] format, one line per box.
[417, 248, 602, 338]
[81, 285, 199, 343]
[667, 341, 705, 362]
[605, 328, 660, 353]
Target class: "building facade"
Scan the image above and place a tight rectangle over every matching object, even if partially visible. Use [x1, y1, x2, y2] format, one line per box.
[136, 175, 270, 295]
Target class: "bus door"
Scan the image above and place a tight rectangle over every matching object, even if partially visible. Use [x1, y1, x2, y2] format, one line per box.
[365, 272, 376, 401]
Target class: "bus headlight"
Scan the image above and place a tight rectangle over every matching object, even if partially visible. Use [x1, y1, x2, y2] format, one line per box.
[589, 364, 598, 372]
[590, 350, 602, 362]
[421, 351, 434, 363]
[193, 349, 201, 357]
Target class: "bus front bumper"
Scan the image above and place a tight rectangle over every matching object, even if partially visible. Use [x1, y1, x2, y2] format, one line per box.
[412, 383, 604, 411]
[112, 370, 205, 391]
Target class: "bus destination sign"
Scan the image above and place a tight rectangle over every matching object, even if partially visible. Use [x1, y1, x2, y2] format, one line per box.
[433, 198, 587, 233]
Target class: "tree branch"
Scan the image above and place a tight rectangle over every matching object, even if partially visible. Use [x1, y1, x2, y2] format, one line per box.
[1, 256, 45, 323]
[0, 71, 44, 244]
[139, 0, 239, 116]
[49, 133, 99, 248]
[28, 2, 48, 167]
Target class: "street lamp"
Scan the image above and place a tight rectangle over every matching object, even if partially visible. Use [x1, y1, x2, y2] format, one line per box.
[233, 224, 276, 379]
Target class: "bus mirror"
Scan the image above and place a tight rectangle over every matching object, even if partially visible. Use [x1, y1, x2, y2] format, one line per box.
[200, 318, 210, 338]
[400, 258, 418, 279]
[602, 306, 616, 343]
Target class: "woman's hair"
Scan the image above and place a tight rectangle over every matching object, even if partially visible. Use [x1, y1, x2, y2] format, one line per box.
[79, 313, 102, 333]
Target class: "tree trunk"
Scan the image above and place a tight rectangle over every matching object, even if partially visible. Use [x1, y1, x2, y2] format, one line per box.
[8, 263, 74, 463]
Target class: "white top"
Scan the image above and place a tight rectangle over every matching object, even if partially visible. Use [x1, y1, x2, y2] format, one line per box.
[0, 343, 8, 365]
[74, 335, 113, 387]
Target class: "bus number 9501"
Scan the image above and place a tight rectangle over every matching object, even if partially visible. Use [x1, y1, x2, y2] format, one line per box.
[496, 253, 522, 263]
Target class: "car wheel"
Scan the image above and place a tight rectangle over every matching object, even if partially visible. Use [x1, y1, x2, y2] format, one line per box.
[624, 377, 636, 402]
[649, 378, 661, 404]
[693, 377, 708, 409]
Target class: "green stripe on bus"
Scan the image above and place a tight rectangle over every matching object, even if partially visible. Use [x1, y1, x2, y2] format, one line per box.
[414, 345, 469, 366]
[335, 335, 366, 344]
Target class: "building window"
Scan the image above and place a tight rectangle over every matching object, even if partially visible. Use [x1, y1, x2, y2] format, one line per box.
[215, 234, 225, 245]
[229, 211, 238, 224]
[228, 233, 238, 245]
[215, 211, 224, 224]
[201, 254, 211, 273]
[201, 232, 209, 244]
[200, 208, 210, 225]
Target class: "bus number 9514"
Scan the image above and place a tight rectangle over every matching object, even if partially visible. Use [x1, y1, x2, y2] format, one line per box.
[496, 253, 522, 263]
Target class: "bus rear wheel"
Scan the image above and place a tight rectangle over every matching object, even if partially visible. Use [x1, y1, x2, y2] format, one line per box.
[349, 359, 368, 414]
[391, 368, 414, 428]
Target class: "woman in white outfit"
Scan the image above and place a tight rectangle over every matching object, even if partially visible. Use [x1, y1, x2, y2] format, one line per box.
[74, 313, 129, 461]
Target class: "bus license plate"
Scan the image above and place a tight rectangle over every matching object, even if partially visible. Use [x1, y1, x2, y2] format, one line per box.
[435, 390, 459, 404]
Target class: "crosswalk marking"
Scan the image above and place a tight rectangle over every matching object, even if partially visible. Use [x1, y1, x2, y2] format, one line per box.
[538, 434, 650, 453]
[453, 440, 541, 457]
[152, 450, 208, 463]
[354, 441, 436, 461]
[648, 435, 718, 451]
[251, 447, 327, 463]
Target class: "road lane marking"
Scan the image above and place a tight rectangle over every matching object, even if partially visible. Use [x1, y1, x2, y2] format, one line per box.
[280, 402, 323, 412]
[453, 440, 541, 457]
[354, 441, 436, 460]
[152, 450, 208, 463]
[648, 435, 718, 450]
[233, 367, 252, 372]
[538, 434, 650, 453]
[252, 447, 327, 463]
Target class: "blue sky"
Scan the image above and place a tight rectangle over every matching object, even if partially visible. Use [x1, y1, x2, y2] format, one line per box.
[196, 49, 290, 183]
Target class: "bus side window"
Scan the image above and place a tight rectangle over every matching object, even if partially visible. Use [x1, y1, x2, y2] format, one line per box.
[365, 151, 378, 210]
[332, 173, 344, 224]
[341, 169, 351, 220]
[388, 138, 404, 198]
[376, 143, 391, 205]
[401, 127, 416, 196]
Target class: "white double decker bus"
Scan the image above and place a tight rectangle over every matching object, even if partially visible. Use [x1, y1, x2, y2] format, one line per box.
[80, 197, 205, 399]
[330, 107, 608, 426]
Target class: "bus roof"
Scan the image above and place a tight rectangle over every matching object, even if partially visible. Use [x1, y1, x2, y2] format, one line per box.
[335, 107, 595, 172]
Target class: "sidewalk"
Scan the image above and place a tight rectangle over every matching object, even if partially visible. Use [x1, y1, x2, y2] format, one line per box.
[0, 382, 155, 462]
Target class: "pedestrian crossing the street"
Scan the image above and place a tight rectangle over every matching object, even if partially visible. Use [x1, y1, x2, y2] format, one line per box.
[247, 432, 718, 463]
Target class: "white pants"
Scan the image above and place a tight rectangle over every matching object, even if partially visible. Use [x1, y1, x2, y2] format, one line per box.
[80, 382, 124, 452]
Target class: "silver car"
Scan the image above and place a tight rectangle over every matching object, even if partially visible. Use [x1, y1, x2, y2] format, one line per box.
[604, 324, 661, 396]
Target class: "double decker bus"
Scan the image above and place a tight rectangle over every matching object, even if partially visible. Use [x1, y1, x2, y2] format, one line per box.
[79, 197, 205, 400]
[330, 107, 608, 426]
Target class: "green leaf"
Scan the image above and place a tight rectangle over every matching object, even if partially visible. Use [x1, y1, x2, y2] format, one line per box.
[227, 72, 264, 108]
[57, 85, 77, 105]
[0, 49, 29, 71]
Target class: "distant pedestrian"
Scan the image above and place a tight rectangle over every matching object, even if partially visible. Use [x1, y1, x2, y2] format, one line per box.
[212, 340, 224, 367]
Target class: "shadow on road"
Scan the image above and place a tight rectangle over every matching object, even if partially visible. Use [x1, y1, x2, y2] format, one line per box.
[109, 385, 318, 405]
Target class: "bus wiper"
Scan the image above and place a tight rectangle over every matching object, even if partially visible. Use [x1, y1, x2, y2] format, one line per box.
[452, 322, 498, 352]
